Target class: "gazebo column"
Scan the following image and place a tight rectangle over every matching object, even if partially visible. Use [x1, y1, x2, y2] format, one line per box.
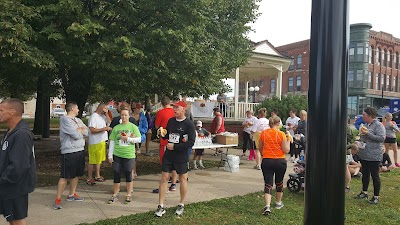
[245, 81, 249, 103]
[234, 68, 240, 121]
[276, 66, 283, 99]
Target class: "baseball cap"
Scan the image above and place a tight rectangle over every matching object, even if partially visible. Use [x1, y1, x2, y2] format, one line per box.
[196, 121, 202, 127]
[135, 103, 143, 109]
[171, 101, 187, 108]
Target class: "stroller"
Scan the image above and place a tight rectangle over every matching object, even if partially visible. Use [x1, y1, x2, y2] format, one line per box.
[287, 136, 306, 193]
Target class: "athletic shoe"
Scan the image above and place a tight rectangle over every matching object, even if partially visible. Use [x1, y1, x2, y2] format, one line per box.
[155, 205, 166, 217]
[345, 187, 350, 193]
[369, 196, 379, 204]
[108, 195, 119, 204]
[275, 202, 284, 209]
[395, 163, 400, 167]
[199, 164, 205, 169]
[175, 204, 184, 216]
[262, 206, 271, 215]
[53, 198, 62, 210]
[169, 184, 177, 191]
[354, 192, 368, 200]
[152, 188, 159, 193]
[67, 193, 84, 202]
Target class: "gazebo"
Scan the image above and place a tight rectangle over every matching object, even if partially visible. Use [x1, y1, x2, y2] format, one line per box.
[229, 40, 291, 120]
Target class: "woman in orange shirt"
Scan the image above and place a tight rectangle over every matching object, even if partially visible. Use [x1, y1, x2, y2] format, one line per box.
[258, 116, 291, 215]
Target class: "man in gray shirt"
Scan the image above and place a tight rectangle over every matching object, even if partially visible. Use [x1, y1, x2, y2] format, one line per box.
[53, 102, 88, 210]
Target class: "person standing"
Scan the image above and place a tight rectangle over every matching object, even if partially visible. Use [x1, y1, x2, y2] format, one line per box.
[192, 120, 210, 169]
[382, 112, 400, 167]
[251, 108, 270, 170]
[53, 102, 88, 210]
[107, 108, 141, 204]
[242, 110, 257, 159]
[144, 105, 155, 155]
[210, 107, 225, 135]
[153, 97, 177, 193]
[285, 109, 300, 162]
[154, 101, 196, 217]
[217, 93, 228, 117]
[131, 103, 148, 178]
[354, 107, 385, 204]
[258, 116, 290, 215]
[0, 98, 36, 225]
[86, 103, 112, 185]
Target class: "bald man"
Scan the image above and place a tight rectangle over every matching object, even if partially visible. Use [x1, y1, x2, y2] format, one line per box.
[0, 98, 36, 225]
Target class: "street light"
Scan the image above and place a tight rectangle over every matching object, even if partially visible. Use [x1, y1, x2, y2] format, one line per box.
[249, 86, 260, 103]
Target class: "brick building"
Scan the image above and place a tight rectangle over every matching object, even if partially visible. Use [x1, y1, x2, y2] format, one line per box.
[239, 23, 400, 117]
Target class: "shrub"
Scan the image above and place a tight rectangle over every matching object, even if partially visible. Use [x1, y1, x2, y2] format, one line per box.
[255, 94, 308, 121]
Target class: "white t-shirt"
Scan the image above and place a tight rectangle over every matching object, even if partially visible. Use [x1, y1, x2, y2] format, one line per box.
[286, 116, 300, 136]
[252, 117, 270, 133]
[243, 116, 258, 134]
[88, 113, 108, 145]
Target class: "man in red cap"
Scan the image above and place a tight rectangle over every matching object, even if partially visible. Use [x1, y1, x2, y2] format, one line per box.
[155, 100, 196, 217]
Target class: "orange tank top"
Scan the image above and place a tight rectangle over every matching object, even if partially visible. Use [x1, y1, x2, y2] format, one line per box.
[259, 128, 286, 159]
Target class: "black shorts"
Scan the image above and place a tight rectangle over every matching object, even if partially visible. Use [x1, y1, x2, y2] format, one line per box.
[0, 194, 28, 221]
[60, 151, 85, 179]
[162, 161, 188, 174]
[195, 149, 204, 156]
[384, 137, 396, 143]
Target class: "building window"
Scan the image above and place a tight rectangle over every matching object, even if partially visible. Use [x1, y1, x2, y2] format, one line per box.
[377, 47, 381, 65]
[348, 70, 354, 88]
[368, 72, 372, 89]
[296, 54, 302, 70]
[395, 76, 398, 92]
[396, 52, 399, 69]
[388, 50, 392, 68]
[376, 73, 379, 90]
[381, 74, 385, 90]
[270, 79, 275, 93]
[387, 75, 391, 91]
[369, 46, 373, 64]
[382, 49, 386, 66]
[296, 76, 301, 91]
[288, 77, 294, 92]
[289, 56, 294, 71]
[259, 80, 264, 87]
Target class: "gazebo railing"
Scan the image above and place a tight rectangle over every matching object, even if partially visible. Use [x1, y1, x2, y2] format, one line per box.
[217, 102, 260, 120]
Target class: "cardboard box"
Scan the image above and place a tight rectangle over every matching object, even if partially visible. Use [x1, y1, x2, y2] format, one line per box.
[216, 135, 238, 145]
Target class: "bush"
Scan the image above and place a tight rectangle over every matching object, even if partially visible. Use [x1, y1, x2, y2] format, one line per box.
[255, 94, 308, 121]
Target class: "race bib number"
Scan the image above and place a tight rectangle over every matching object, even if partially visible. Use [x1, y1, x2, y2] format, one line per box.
[119, 139, 130, 146]
[169, 133, 180, 144]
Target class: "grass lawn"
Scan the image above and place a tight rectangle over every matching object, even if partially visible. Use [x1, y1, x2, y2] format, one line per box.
[35, 151, 219, 187]
[81, 170, 400, 225]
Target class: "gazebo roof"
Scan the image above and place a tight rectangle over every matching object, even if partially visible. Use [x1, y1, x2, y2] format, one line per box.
[230, 40, 291, 81]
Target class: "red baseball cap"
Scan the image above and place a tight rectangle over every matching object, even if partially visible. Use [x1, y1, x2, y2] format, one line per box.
[135, 103, 143, 109]
[172, 101, 187, 108]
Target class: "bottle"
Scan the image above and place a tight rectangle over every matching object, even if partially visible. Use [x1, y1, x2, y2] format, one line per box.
[299, 150, 305, 161]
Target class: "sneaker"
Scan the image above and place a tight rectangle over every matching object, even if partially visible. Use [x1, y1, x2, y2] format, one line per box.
[275, 202, 284, 209]
[152, 188, 159, 193]
[345, 187, 350, 193]
[354, 192, 368, 200]
[199, 164, 205, 169]
[155, 205, 166, 217]
[67, 193, 84, 202]
[262, 206, 271, 215]
[53, 198, 62, 210]
[395, 163, 400, 167]
[169, 184, 177, 191]
[175, 204, 184, 216]
[108, 195, 119, 204]
[369, 196, 379, 204]
[193, 165, 198, 170]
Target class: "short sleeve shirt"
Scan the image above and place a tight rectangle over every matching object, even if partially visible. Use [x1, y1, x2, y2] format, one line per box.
[88, 113, 108, 145]
[109, 122, 141, 159]
[259, 128, 286, 159]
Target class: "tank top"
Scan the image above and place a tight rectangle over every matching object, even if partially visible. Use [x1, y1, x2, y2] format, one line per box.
[211, 114, 225, 133]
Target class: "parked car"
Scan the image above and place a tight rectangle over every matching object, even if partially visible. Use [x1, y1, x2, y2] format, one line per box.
[51, 108, 67, 118]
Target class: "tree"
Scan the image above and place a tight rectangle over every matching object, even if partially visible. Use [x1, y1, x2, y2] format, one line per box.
[256, 94, 308, 122]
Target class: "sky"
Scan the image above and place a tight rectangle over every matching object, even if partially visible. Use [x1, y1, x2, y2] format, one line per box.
[216, 0, 400, 98]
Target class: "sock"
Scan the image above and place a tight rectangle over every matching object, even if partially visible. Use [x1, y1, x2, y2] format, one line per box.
[276, 201, 282, 205]
[193, 160, 197, 164]
[159, 204, 164, 208]
[178, 203, 184, 207]
[199, 160, 203, 165]
[265, 205, 270, 208]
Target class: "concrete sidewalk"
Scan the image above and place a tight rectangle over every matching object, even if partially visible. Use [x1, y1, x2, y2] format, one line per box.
[24, 148, 295, 225]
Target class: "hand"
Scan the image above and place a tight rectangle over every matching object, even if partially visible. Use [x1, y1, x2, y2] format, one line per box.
[121, 135, 128, 141]
[166, 143, 174, 150]
[136, 149, 141, 155]
[108, 158, 113, 164]
[130, 133, 136, 138]
[360, 126, 369, 134]
[104, 126, 112, 132]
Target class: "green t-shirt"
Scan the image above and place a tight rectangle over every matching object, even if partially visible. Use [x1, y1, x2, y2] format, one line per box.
[109, 122, 141, 159]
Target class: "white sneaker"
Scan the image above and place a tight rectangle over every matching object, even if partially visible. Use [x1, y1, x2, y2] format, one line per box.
[155, 205, 166, 217]
[275, 202, 284, 209]
[175, 204, 184, 216]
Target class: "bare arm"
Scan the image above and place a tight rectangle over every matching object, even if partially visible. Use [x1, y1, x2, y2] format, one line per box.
[281, 140, 290, 154]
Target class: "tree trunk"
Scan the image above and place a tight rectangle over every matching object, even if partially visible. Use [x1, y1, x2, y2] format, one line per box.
[32, 76, 43, 135]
